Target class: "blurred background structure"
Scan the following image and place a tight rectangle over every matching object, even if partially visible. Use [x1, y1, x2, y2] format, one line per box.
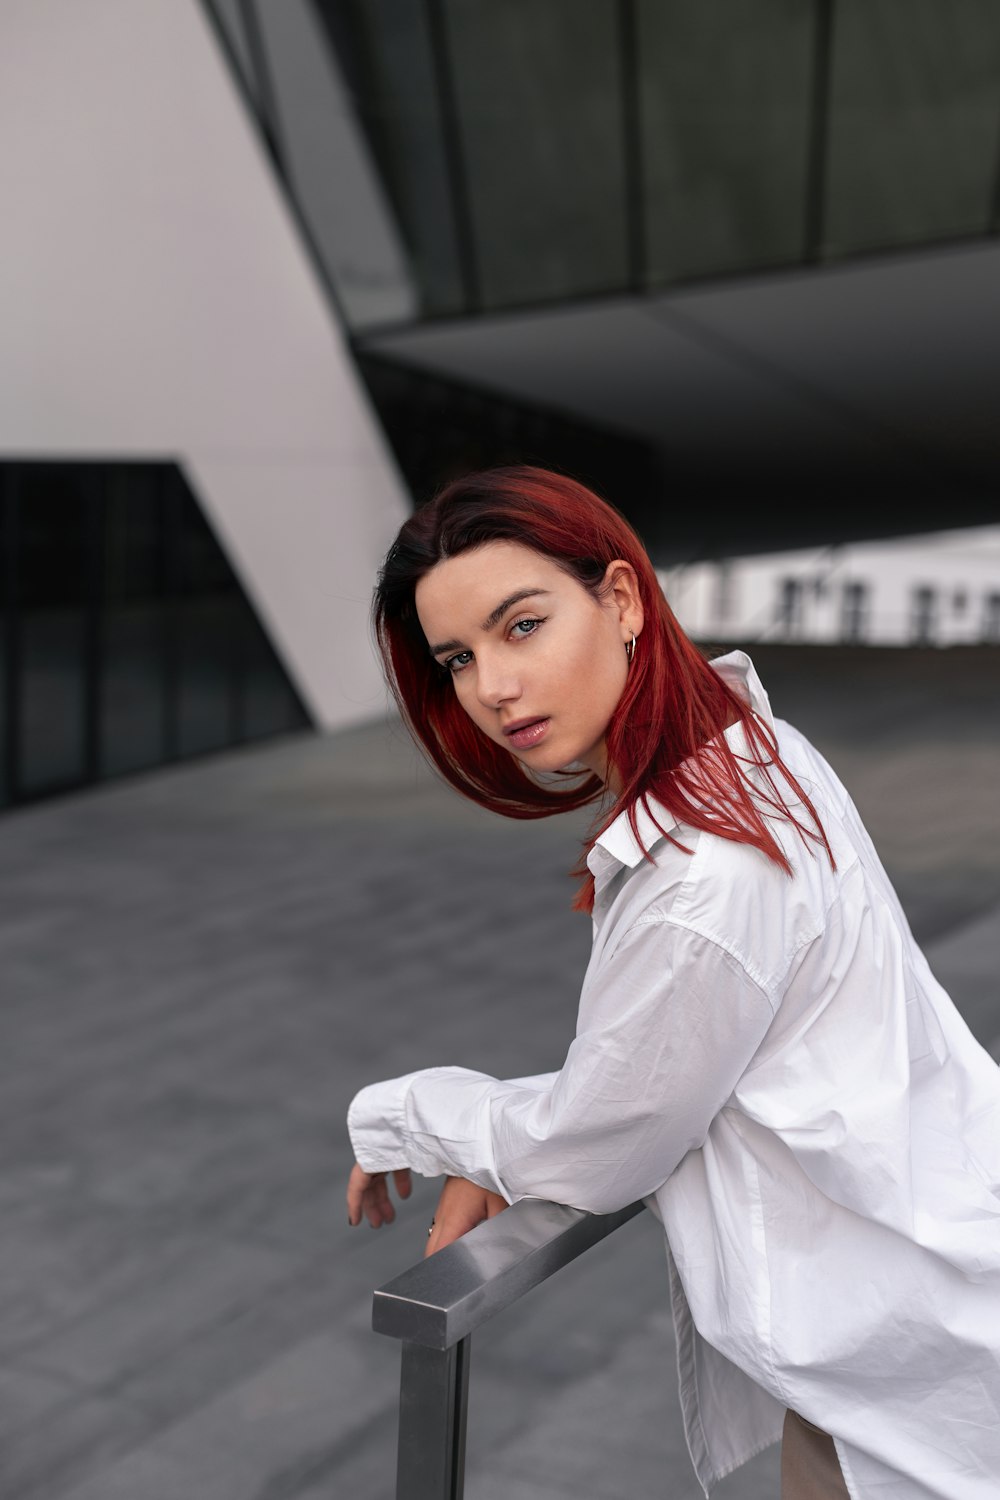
[1, 2, 999, 1498]
[3, 0, 1000, 808]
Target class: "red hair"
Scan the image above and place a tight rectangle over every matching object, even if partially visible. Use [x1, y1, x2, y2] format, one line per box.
[373, 466, 832, 912]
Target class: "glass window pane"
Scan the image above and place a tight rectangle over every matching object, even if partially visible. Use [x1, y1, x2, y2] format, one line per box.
[911, 584, 938, 645]
[640, 0, 814, 283]
[176, 597, 236, 756]
[445, 0, 628, 306]
[170, 484, 239, 759]
[237, 611, 306, 740]
[319, 0, 467, 316]
[0, 461, 310, 810]
[825, 0, 1000, 254]
[173, 488, 234, 600]
[841, 580, 870, 643]
[255, 0, 417, 329]
[104, 465, 164, 604]
[16, 468, 90, 796]
[102, 603, 168, 775]
[100, 468, 167, 778]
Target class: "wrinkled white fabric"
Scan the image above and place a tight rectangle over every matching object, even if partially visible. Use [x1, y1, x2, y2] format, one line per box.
[348, 651, 1000, 1498]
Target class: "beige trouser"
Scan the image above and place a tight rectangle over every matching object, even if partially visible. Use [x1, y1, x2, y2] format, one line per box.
[781, 1410, 851, 1500]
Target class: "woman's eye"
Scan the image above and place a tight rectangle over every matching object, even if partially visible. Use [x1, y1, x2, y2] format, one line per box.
[443, 620, 542, 675]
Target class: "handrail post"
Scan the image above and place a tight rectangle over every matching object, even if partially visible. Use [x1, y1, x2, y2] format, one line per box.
[374, 1200, 644, 1500]
[396, 1337, 471, 1500]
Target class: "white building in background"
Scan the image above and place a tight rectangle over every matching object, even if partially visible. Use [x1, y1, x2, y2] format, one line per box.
[661, 526, 1000, 647]
[0, 2, 411, 734]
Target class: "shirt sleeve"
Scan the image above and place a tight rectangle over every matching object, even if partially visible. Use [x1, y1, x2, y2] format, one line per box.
[346, 920, 776, 1213]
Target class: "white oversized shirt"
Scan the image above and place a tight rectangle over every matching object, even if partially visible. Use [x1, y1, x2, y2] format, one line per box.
[348, 652, 1000, 1498]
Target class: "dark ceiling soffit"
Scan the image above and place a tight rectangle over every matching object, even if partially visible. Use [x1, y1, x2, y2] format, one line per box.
[353, 225, 1000, 344]
[644, 298, 1000, 511]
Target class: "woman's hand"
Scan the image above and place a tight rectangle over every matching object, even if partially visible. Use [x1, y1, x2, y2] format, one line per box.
[347, 1164, 412, 1228]
[424, 1176, 508, 1258]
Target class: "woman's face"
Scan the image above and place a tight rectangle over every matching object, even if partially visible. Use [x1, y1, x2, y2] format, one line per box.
[415, 540, 643, 784]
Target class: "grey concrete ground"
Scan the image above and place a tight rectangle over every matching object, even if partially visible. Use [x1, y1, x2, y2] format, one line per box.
[0, 645, 997, 1500]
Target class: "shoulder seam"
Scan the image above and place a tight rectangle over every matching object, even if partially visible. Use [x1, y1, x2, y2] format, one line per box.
[622, 913, 777, 1012]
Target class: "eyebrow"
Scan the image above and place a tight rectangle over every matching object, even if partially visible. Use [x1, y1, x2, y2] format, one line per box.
[428, 588, 551, 658]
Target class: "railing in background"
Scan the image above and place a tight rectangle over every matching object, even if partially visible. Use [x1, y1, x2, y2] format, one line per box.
[372, 1197, 644, 1500]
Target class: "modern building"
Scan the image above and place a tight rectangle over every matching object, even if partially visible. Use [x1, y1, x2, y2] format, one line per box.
[662, 524, 1000, 647]
[3, 0, 1000, 808]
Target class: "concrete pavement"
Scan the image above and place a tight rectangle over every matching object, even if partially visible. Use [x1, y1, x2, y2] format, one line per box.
[0, 643, 997, 1499]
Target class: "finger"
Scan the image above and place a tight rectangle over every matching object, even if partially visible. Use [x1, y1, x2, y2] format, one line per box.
[363, 1194, 381, 1228]
[363, 1183, 388, 1228]
[370, 1177, 397, 1228]
[393, 1169, 412, 1199]
[347, 1166, 373, 1227]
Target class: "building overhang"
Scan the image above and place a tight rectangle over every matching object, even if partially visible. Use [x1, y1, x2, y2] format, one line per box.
[361, 240, 1000, 559]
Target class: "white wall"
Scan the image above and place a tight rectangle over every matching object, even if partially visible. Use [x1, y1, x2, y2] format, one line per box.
[661, 527, 1000, 647]
[0, 0, 411, 729]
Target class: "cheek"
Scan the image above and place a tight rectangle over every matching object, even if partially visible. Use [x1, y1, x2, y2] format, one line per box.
[569, 625, 626, 720]
[595, 665, 628, 726]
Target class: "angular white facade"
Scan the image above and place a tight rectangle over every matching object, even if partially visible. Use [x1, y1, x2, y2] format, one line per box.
[0, 0, 410, 729]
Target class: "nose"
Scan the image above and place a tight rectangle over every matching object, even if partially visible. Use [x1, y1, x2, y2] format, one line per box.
[475, 652, 521, 710]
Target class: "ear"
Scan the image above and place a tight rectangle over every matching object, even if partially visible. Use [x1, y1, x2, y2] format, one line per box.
[602, 559, 645, 643]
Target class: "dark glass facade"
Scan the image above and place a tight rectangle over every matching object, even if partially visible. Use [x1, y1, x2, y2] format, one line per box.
[205, 0, 1000, 328]
[355, 351, 665, 528]
[201, 1, 1000, 550]
[0, 462, 308, 811]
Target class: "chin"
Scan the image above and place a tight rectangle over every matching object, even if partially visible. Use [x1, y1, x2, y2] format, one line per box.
[528, 748, 596, 779]
[510, 745, 567, 775]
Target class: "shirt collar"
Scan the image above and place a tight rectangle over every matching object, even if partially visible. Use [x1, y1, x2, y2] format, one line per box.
[590, 792, 678, 872]
[587, 651, 774, 875]
[709, 648, 774, 732]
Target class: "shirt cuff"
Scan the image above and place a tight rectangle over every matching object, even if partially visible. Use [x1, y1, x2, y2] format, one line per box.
[347, 1073, 420, 1174]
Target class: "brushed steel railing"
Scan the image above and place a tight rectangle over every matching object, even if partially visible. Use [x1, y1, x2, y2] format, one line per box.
[372, 1198, 644, 1500]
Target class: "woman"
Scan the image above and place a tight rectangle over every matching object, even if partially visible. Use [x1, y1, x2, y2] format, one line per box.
[346, 467, 1000, 1499]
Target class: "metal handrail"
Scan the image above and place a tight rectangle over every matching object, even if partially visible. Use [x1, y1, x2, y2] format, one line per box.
[373, 1198, 644, 1500]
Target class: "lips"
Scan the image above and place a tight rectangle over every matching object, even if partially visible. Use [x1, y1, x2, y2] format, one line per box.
[502, 717, 550, 750]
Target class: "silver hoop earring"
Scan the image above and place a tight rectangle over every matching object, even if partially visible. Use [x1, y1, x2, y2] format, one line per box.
[625, 632, 636, 665]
